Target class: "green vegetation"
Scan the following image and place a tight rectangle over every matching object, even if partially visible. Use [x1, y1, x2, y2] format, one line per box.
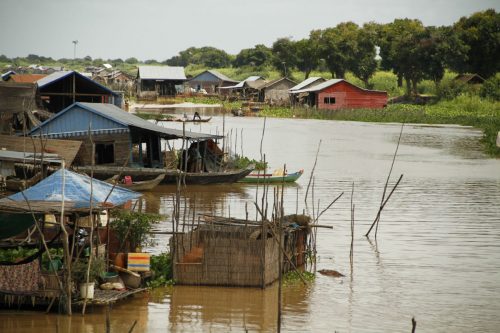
[282, 270, 315, 286]
[110, 210, 163, 251]
[0, 247, 37, 263]
[147, 252, 174, 288]
[229, 155, 268, 171]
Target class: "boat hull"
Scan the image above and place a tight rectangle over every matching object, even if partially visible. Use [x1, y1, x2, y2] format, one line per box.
[238, 170, 303, 184]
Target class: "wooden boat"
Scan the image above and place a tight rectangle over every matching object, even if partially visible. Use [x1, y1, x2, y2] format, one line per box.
[162, 166, 253, 185]
[5, 172, 43, 191]
[105, 173, 165, 191]
[156, 116, 212, 123]
[238, 169, 303, 184]
[76, 166, 253, 185]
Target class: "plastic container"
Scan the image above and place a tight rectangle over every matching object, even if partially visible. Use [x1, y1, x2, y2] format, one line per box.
[79, 282, 95, 299]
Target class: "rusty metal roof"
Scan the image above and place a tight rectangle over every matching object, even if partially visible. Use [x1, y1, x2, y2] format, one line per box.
[9, 74, 47, 83]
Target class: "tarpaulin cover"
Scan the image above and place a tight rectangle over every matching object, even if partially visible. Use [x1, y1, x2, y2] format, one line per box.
[7, 169, 141, 207]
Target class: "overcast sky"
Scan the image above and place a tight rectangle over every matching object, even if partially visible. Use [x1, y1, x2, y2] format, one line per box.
[0, 0, 498, 61]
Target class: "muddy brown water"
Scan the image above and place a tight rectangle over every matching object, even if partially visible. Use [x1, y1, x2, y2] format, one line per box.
[2, 111, 500, 332]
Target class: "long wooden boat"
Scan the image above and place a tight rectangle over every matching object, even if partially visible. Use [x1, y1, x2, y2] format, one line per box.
[238, 169, 304, 184]
[156, 116, 212, 123]
[162, 167, 253, 185]
[105, 173, 165, 191]
[75, 166, 253, 185]
[5, 172, 43, 191]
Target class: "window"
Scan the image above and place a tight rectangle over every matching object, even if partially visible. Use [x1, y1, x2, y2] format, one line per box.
[95, 142, 115, 164]
[323, 97, 336, 104]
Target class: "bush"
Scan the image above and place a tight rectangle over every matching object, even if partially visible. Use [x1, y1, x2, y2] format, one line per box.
[147, 252, 174, 288]
[480, 74, 500, 101]
[110, 210, 162, 251]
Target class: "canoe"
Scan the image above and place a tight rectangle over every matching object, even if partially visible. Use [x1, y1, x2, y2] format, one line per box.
[5, 172, 43, 191]
[105, 174, 165, 191]
[238, 169, 304, 184]
[162, 166, 253, 185]
[157, 116, 212, 123]
[76, 166, 253, 185]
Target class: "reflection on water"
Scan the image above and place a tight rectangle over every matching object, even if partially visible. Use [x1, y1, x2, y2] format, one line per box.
[2, 117, 500, 332]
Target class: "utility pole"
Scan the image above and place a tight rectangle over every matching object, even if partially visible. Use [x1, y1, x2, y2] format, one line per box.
[72, 40, 78, 59]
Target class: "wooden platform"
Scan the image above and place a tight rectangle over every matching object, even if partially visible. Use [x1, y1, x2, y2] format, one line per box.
[73, 288, 146, 306]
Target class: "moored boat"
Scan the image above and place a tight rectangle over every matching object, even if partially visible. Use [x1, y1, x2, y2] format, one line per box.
[5, 172, 43, 191]
[105, 173, 165, 191]
[238, 169, 303, 184]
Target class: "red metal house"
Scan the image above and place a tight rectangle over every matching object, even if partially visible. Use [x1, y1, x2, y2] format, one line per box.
[290, 79, 387, 110]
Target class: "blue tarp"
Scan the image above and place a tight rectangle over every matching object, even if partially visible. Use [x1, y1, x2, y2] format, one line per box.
[8, 169, 141, 207]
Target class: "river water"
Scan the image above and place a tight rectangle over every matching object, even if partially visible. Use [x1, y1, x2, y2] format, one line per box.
[2, 111, 500, 332]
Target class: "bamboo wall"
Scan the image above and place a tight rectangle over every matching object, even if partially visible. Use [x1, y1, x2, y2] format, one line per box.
[172, 225, 281, 287]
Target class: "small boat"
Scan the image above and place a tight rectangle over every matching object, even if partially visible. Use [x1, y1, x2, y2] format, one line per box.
[238, 169, 304, 184]
[156, 116, 212, 123]
[162, 166, 253, 185]
[5, 172, 43, 191]
[105, 173, 165, 191]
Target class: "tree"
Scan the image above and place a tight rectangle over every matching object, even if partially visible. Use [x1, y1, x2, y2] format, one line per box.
[233, 44, 272, 68]
[271, 37, 297, 76]
[350, 23, 379, 88]
[451, 9, 500, 78]
[381, 19, 427, 95]
[165, 47, 231, 68]
[125, 57, 139, 64]
[295, 31, 321, 79]
[320, 22, 359, 78]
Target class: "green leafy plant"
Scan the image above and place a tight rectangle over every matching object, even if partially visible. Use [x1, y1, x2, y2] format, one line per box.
[147, 252, 174, 288]
[283, 270, 315, 286]
[110, 210, 162, 251]
[0, 247, 37, 263]
[71, 257, 105, 284]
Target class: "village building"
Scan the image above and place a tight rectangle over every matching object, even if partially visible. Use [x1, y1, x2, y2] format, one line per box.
[289, 77, 326, 93]
[28, 102, 218, 169]
[188, 70, 238, 94]
[0, 82, 38, 134]
[136, 65, 186, 97]
[218, 76, 266, 99]
[2, 73, 47, 83]
[454, 73, 485, 85]
[256, 77, 296, 104]
[36, 70, 120, 113]
[289, 79, 388, 110]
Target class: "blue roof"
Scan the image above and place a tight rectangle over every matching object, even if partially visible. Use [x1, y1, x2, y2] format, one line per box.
[8, 169, 141, 207]
[36, 70, 117, 96]
[29, 102, 222, 140]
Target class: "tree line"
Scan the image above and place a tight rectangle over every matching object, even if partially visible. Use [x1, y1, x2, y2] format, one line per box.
[1, 9, 498, 95]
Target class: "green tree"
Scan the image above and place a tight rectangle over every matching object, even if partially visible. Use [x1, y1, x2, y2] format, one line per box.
[295, 31, 321, 79]
[350, 23, 379, 88]
[320, 22, 359, 78]
[125, 57, 139, 64]
[452, 9, 500, 78]
[233, 44, 272, 67]
[272, 37, 297, 76]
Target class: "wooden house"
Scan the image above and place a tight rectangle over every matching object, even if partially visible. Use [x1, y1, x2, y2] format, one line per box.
[4, 74, 47, 83]
[36, 71, 119, 114]
[0, 82, 38, 134]
[289, 79, 387, 110]
[136, 65, 186, 97]
[454, 74, 485, 85]
[188, 70, 238, 94]
[218, 76, 266, 99]
[28, 102, 218, 168]
[257, 77, 296, 103]
[289, 77, 327, 106]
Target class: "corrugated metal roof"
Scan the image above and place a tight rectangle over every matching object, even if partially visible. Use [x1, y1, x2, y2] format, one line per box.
[138, 66, 186, 80]
[261, 77, 296, 89]
[30, 102, 221, 141]
[291, 79, 387, 94]
[206, 70, 238, 83]
[289, 77, 325, 91]
[9, 74, 47, 83]
[220, 76, 265, 89]
[291, 79, 344, 93]
[36, 70, 116, 95]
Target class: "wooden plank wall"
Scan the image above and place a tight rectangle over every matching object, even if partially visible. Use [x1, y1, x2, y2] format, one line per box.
[317, 81, 387, 110]
[0, 135, 82, 166]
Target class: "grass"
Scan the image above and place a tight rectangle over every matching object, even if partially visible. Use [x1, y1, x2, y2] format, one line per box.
[282, 270, 315, 286]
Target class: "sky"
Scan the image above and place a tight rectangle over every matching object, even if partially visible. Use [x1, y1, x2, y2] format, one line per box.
[0, 0, 498, 61]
